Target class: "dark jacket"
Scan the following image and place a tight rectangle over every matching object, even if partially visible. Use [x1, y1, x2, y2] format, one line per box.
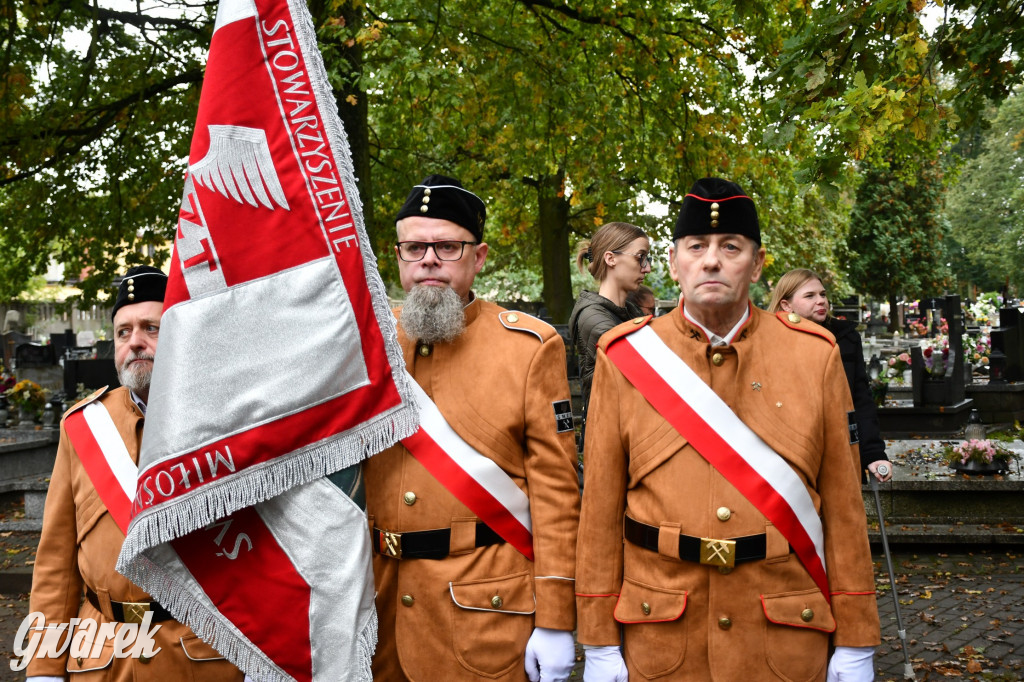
[569, 290, 642, 411]
[824, 318, 889, 478]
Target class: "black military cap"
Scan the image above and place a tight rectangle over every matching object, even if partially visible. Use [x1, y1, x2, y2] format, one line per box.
[673, 177, 760, 246]
[111, 266, 167, 320]
[395, 174, 487, 242]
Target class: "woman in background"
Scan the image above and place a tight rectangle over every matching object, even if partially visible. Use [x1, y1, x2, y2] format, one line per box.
[569, 222, 651, 414]
[768, 268, 892, 482]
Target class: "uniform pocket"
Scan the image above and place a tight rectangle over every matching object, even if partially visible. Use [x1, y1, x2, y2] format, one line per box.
[761, 589, 833, 682]
[66, 623, 115, 675]
[449, 571, 535, 677]
[614, 576, 688, 679]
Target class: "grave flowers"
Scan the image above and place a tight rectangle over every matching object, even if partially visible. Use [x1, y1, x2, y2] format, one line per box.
[5, 379, 47, 423]
[943, 439, 1019, 475]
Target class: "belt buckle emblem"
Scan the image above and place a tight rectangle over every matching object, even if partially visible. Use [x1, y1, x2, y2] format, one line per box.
[122, 602, 151, 625]
[381, 530, 402, 559]
[699, 538, 736, 568]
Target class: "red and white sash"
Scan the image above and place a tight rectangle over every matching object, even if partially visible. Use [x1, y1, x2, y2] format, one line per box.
[606, 325, 829, 600]
[63, 402, 137, 535]
[401, 378, 534, 560]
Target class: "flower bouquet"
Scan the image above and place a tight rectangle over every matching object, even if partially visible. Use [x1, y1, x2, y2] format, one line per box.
[885, 352, 912, 384]
[6, 379, 47, 422]
[943, 439, 1019, 475]
[922, 336, 950, 377]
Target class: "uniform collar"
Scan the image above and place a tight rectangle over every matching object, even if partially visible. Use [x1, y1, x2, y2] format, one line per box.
[682, 304, 750, 347]
[129, 389, 147, 415]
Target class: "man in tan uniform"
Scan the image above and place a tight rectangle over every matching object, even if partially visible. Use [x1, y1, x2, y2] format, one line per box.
[364, 175, 580, 681]
[26, 266, 242, 681]
[576, 178, 881, 681]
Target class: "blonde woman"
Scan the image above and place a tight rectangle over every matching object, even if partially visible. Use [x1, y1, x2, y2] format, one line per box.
[569, 222, 651, 412]
[768, 268, 892, 482]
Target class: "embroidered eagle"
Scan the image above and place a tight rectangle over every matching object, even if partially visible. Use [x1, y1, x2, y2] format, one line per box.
[189, 125, 290, 211]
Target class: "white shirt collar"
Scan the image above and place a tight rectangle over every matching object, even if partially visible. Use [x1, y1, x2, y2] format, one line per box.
[129, 390, 147, 415]
[683, 305, 750, 347]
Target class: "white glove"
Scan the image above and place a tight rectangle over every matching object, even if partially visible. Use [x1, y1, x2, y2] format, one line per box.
[827, 645, 876, 681]
[26, 678, 65, 682]
[524, 627, 575, 682]
[583, 644, 628, 682]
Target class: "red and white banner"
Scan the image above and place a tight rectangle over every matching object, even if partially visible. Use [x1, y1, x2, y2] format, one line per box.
[402, 380, 534, 560]
[605, 325, 829, 600]
[116, 0, 418, 679]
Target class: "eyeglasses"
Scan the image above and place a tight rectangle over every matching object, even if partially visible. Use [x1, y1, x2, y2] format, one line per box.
[611, 250, 652, 268]
[396, 240, 477, 262]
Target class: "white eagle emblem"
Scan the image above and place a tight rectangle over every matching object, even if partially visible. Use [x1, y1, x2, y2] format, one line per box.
[189, 125, 290, 211]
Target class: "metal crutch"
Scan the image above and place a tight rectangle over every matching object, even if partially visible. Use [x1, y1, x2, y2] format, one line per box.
[870, 462, 916, 680]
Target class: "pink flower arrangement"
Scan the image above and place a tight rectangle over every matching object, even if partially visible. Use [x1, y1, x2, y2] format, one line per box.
[943, 439, 1018, 469]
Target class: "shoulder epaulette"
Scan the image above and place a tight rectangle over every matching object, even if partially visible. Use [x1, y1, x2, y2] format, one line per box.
[64, 385, 111, 418]
[775, 312, 836, 347]
[599, 315, 652, 352]
[498, 310, 556, 342]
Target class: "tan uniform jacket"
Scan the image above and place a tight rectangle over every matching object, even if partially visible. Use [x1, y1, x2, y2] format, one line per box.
[365, 298, 580, 681]
[27, 386, 243, 681]
[576, 306, 881, 682]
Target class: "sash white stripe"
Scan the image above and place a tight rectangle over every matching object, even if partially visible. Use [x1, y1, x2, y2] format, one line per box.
[409, 378, 532, 533]
[82, 402, 138, 501]
[627, 326, 826, 570]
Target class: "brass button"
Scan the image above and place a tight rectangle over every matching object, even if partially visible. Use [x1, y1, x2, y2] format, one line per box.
[787, 312, 801, 323]
[711, 352, 724, 366]
[801, 608, 814, 622]
[710, 203, 719, 210]
[716, 507, 732, 521]
[424, 188, 431, 196]
[401, 594, 414, 607]
[710, 220, 719, 228]
[718, 617, 732, 629]
[127, 285, 135, 292]
[641, 602, 651, 616]
[491, 595, 503, 609]
[710, 210, 719, 219]
[128, 293, 135, 300]
[403, 491, 416, 506]
[718, 566, 733, 575]
[417, 344, 432, 357]
[633, 317, 645, 324]
[127, 278, 135, 285]
[419, 204, 428, 213]
[77, 657, 83, 666]
[506, 313, 519, 323]
[139, 654, 151, 664]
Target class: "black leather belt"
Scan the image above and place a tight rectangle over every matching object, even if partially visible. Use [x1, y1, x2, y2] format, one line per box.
[373, 522, 504, 560]
[624, 515, 777, 568]
[86, 589, 173, 624]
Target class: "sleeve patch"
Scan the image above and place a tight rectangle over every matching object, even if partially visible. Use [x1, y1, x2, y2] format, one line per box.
[847, 411, 860, 445]
[553, 400, 574, 433]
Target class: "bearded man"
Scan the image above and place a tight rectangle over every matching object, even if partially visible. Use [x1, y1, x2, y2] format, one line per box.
[364, 175, 581, 681]
[26, 266, 243, 681]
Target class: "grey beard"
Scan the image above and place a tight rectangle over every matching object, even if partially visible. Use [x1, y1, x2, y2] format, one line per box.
[117, 351, 154, 395]
[400, 285, 466, 344]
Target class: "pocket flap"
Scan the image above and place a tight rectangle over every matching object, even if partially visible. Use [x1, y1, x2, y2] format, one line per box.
[66, 625, 115, 673]
[181, 634, 227, 661]
[614, 576, 687, 624]
[760, 588, 836, 632]
[450, 571, 535, 614]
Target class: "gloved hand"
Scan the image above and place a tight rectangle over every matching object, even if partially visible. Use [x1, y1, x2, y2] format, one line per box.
[827, 645, 876, 681]
[524, 627, 575, 681]
[583, 644, 628, 682]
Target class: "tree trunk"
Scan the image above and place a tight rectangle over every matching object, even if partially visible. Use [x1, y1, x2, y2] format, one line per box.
[536, 172, 572, 324]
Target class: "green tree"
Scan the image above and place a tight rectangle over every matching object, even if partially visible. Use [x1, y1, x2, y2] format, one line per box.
[946, 89, 1024, 295]
[846, 151, 952, 330]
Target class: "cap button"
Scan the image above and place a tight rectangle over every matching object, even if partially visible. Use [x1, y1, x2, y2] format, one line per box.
[710, 220, 719, 228]
[127, 278, 135, 285]
[128, 293, 135, 300]
[419, 204, 428, 213]
[710, 202, 720, 210]
[423, 188, 431, 196]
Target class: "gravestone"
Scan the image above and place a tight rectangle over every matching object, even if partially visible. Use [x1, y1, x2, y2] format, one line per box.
[990, 306, 1024, 382]
[910, 294, 966, 407]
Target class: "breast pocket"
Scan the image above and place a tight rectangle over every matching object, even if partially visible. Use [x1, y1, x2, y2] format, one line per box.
[614, 576, 688, 679]
[449, 571, 535, 677]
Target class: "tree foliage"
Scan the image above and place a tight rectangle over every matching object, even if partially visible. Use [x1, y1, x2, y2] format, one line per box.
[846, 150, 952, 329]
[945, 89, 1024, 295]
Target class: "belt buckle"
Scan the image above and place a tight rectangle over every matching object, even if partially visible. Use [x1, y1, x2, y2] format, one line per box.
[699, 538, 736, 568]
[380, 529, 402, 559]
[122, 602, 151, 625]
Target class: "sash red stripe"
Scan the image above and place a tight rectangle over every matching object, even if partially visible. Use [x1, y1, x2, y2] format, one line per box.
[172, 506, 313, 682]
[64, 410, 134, 535]
[606, 339, 830, 601]
[402, 429, 535, 561]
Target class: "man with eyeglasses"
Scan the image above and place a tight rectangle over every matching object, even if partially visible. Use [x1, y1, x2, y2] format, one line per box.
[364, 174, 581, 681]
[575, 178, 880, 681]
